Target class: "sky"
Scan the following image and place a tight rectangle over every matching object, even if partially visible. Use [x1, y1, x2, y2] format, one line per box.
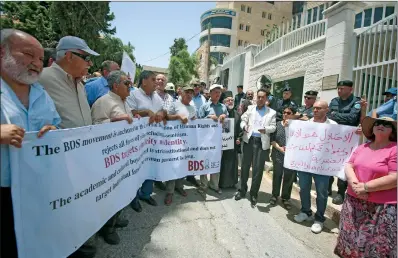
[110, 2, 215, 68]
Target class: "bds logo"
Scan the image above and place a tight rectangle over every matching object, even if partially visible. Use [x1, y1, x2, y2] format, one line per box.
[188, 160, 204, 171]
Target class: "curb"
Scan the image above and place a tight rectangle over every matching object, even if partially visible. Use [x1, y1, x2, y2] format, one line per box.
[239, 164, 342, 225]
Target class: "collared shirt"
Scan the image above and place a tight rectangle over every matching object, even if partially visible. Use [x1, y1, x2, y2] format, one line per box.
[91, 91, 132, 124]
[0, 78, 61, 187]
[309, 117, 337, 124]
[252, 106, 267, 138]
[39, 63, 92, 128]
[85, 76, 109, 107]
[198, 100, 228, 119]
[167, 100, 196, 119]
[126, 88, 164, 113]
[297, 105, 314, 119]
[375, 97, 397, 120]
[190, 93, 207, 117]
[156, 91, 174, 111]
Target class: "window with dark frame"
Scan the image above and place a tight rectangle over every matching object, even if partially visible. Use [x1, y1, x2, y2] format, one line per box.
[246, 25, 250, 31]
[241, 5, 245, 11]
[239, 24, 244, 30]
[262, 11, 266, 18]
[247, 7, 252, 13]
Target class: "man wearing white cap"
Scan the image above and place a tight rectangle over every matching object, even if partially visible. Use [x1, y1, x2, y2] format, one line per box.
[39, 36, 100, 258]
[198, 84, 228, 194]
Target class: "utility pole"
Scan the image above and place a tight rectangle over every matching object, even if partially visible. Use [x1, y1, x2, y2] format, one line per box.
[206, 23, 211, 88]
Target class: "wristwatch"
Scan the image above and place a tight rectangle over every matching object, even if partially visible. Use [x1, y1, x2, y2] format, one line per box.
[364, 183, 369, 193]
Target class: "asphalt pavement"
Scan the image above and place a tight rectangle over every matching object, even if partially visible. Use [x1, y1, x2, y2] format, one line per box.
[96, 175, 339, 258]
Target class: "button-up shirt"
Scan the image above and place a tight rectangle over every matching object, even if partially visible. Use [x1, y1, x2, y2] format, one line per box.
[252, 106, 267, 138]
[126, 88, 164, 113]
[39, 63, 92, 128]
[85, 76, 109, 107]
[91, 91, 132, 124]
[156, 91, 174, 111]
[198, 100, 228, 119]
[190, 93, 207, 117]
[1, 78, 61, 187]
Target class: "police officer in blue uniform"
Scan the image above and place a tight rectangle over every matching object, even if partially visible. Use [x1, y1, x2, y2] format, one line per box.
[271, 83, 298, 122]
[292, 90, 318, 121]
[327, 80, 361, 205]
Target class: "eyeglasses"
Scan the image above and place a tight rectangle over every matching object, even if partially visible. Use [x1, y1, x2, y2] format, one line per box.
[374, 120, 394, 128]
[283, 112, 292, 115]
[71, 52, 91, 62]
[122, 80, 132, 87]
[193, 84, 200, 87]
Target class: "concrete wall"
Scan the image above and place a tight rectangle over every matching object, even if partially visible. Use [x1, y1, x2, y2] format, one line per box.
[221, 53, 246, 96]
[248, 40, 331, 103]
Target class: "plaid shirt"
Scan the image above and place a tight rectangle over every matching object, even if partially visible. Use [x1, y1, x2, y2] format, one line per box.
[156, 91, 175, 110]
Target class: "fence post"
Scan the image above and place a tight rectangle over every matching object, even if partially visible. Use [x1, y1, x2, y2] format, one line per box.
[320, 1, 366, 102]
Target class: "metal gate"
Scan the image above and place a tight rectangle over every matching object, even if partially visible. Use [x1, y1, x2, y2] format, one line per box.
[353, 8, 397, 114]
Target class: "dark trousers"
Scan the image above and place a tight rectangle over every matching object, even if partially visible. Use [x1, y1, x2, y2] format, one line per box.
[1, 187, 18, 258]
[100, 211, 121, 234]
[272, 160, 296, 200]
[240, 137, 269, 197]
[329, 176, 347, 196]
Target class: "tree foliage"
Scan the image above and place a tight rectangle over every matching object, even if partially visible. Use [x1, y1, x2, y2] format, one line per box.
[169, 38, 188, 57]
[168, 49, 198, 85]
[0, 1, 139, 73]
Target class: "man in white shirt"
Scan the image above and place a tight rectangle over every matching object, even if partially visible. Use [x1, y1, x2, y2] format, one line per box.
[236, 89, 276, 206]
[164, 85, 197, 205]
[293, 100, 336, 234]
[126, 70, 166, 212]
[91, 70, 132, 245]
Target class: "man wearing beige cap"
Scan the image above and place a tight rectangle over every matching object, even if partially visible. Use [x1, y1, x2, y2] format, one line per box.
[39, 36, 100, 258]
[198, 84, 228, 194]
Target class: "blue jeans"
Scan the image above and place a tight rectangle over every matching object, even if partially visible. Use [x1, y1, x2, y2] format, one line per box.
[131, 180, 153, 207]
[297, 171, 329, 223]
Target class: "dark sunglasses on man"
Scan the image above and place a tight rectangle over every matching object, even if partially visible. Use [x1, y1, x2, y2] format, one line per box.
[71, 52, 91, 62]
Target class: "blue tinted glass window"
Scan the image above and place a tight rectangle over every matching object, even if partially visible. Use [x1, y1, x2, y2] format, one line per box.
[373, 7, 383, 23]
[385, 6, 395, 17]
[364, 9, 372, 26]
[307, 9, 312, 25]
[200, 34, 231, 47]
[201, 16, 233, 31]
[354, 12, 362, 28]
[319, 4, 324, 20]
[210, 52, 227, 64]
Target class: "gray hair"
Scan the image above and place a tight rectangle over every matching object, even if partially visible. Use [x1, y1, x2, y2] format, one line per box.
[101, 60, 118, 72]
[56, 50, 67, 61]
[107, 70, 127, 89]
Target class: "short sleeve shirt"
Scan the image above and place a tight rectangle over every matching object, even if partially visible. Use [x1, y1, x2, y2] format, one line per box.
[347, 142, 397, 204]
[167, 101, 196, 119]
[126, 88, 163, 113]
[198, 101, 228, 119]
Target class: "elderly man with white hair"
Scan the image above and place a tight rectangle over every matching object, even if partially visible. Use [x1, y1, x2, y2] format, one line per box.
[0, 29, 61, 258]
[39, 35, 100, 258]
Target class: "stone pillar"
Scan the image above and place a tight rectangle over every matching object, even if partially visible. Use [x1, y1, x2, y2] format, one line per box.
[320, 1, 366, 102]
[243, 44, 258, 92]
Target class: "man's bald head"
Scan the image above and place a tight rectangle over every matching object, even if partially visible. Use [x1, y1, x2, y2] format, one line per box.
[313, 100, 329, 121]
[156, 74, 167, 90]
[1, 29, 44, 85]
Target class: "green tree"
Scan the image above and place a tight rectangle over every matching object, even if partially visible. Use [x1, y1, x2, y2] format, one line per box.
[0, 1, 57, 47]
[49, 1, 116, 49]
[168, 49, 197, 85]
[135, 63, 143, 84]
[170, 38, 188, 57]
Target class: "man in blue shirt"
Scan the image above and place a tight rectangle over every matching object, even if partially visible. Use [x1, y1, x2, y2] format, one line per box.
[0, 29, 61, 258]
[198, 84, 228, 194]
[85, 60, 120, 106]
[371, 87, 397, 120]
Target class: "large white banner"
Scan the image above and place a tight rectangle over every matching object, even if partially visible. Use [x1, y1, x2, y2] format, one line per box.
[222, 118, 235, 150]
[283, 120, 360, 179]
[10, 118, 222, 258]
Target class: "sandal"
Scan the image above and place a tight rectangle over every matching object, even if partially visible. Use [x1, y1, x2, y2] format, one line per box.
[270, 196, 277, 205]
[283, 199, 292, 210]
[175, 188, 188, 197]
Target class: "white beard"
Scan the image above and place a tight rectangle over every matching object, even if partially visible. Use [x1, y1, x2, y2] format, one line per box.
[1, 47, 40, 85]
[227, 104, 234, 110]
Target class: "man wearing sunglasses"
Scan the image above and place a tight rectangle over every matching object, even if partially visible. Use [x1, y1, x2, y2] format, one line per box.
[39, 36, 100, 258]
[291, 90, 318, 121]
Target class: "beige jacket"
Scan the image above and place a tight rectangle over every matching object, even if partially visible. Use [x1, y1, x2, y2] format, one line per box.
[91, 91, 132, 124]
[240, 105, 277, 150]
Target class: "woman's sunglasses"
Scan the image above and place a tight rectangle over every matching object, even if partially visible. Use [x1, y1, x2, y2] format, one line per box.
[283, 111, 292, 115]
[374, 120, 394, 128]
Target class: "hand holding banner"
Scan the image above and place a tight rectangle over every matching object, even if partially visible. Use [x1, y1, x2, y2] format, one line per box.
[283, 120, 360, 179]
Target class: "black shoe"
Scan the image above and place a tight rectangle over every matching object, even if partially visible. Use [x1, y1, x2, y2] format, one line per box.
[130, 200, 142, 213]
[68, 245, 96, 258]
[250, 195, 257, 206]
[186, 176, 200, 187]
[140, 196, 158, 206]
[101, 230, 120, 245]
[328, 190, 332, 196]
[332, 194, 344, 205]
[154, 181, 167, 191]
[115, 218, 129, 228]
[235, 191, 245, 201]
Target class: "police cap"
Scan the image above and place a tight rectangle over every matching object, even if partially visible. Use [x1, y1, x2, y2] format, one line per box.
[337, 80, 353, 87]
[305, 90, 318, 97]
